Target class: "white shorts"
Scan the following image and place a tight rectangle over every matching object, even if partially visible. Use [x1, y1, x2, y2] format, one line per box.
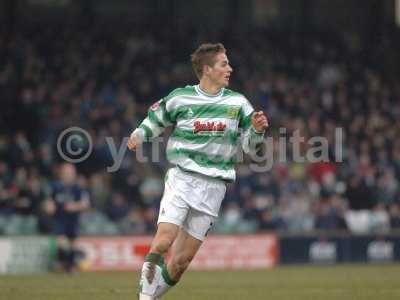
[157, 167, 227, 241]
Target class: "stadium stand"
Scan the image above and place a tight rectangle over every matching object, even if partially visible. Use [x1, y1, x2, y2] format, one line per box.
[1, 23, 400, 236]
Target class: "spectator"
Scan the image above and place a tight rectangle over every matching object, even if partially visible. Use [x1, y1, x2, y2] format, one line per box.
[106, 192, 132, 222]
[345, 175, 376, 210]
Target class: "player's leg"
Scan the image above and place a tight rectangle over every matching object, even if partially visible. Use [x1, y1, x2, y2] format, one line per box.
[168, 228, 204, 279]
[155, 209, 214, 298]
[138, 222, 179, 299]
[139, 168, 190, 299]
[153, 228, 202, 298]
[150, 222, 180, 254]
[55, 222, 78, 272]
[55, 235, 69, 271]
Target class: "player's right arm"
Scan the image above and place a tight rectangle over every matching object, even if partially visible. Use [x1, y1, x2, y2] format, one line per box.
[128, 98, 172, 151]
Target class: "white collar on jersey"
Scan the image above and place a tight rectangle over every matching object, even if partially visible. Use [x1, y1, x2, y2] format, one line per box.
[195, 84, 224, 98]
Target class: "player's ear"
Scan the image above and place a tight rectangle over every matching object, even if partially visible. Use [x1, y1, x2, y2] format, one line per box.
[203, 64, 212, 77]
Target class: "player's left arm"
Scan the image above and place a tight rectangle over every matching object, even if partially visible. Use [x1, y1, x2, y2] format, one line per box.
[239, 99, 269, 153]
[251, 111, 269, 133]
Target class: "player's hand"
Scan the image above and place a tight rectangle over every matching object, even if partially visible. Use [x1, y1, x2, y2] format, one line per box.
[43, 199, 56, 215]
[127, 132, 140, 151]
[64, 201, 79, 212]
[64, 199, 89, 212]
[251, 111, 269, 133]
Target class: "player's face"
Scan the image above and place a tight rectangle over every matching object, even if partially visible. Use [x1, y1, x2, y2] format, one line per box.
[207, 52, 233, 88]
[59, 163, 77, 184]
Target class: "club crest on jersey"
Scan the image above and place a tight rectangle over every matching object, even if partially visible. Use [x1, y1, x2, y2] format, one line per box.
[227, 107, 240, 118]
[193, 121, 226, 135]
[150, 100, 161, 111]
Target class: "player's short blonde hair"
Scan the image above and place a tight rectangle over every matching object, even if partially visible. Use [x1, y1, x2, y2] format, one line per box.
[191, 43, 226, 80]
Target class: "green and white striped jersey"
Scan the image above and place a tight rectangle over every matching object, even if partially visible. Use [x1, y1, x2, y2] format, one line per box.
[133, 84, 265, 182]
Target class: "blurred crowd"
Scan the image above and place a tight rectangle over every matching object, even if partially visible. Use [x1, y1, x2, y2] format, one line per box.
[1, 23, 400, 236]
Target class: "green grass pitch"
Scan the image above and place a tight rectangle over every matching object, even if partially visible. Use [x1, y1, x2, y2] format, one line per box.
[1, 264, 400, 300]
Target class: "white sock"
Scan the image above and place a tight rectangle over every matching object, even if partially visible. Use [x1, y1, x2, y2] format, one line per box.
[139, 253, 164, 297]
[139, 262, 162, 296]
[154, 264, 178, 298]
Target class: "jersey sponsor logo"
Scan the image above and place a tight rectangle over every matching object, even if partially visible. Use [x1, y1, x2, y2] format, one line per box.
[193, 121, 226, 135]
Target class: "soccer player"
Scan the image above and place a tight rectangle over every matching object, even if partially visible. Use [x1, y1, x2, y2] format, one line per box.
[44, 163, 90, 272]
[127, 43, 268, 299]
